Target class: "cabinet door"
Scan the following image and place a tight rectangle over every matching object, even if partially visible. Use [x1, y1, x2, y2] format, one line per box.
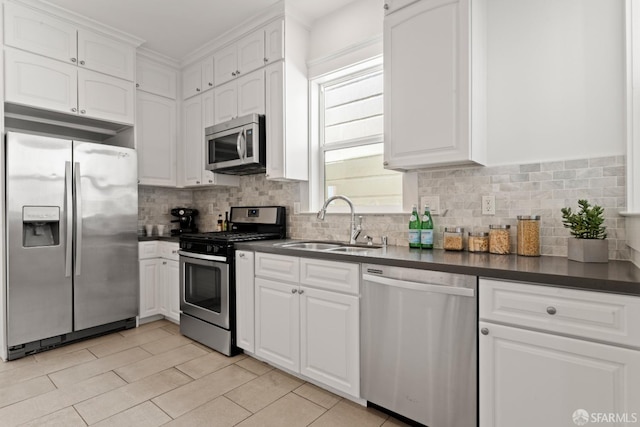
[136, 58, 177, 99]
[78, 68, 134, 124]
[4, 48, 78, 116]
[214, 44, 237, 86]
[236, 251, 255, 352]
[300, 286, 359, 397]
[236, 70, 265, 118]
[136, 91, 177, 186]
[139, 259, 161, 318]
[213, 81, 237, 125]
[383, 0, 474, 169]
[77, 29, 135, 81]
[162, 260, 180, 323]
[237, 30, 265, 76]
[3, 2, 77, 65]
[264, 20, 284, 65]
[255, 277, 300, 372]
[201, 57, 215, 92]
[265, 62, 285, 179]
[479, 321, 640, 427]
[180, 96, 204, 186]
[182, 62, 202, 99]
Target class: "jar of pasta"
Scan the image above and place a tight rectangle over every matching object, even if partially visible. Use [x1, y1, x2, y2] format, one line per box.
[443, 227, 465, 251]
[517, 215, 541, 256]
[489, 225, 511, 254]
[468, 232, 489, 253]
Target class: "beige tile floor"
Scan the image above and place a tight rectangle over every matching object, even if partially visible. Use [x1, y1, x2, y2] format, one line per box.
[0, 320, 409, 426]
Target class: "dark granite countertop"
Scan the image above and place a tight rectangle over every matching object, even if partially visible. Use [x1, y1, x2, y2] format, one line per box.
[235, 239, 640, 297]
[138, 236, 180, 243]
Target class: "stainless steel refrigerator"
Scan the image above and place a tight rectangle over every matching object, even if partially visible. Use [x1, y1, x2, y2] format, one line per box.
[5, 131, 138, 359]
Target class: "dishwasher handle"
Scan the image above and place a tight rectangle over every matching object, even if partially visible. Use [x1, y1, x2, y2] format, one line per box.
[362, 273, 475, 297]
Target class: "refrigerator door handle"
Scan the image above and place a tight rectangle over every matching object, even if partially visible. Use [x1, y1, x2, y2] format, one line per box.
[65, 161, 73, 277]
[74, 162, 82, 276]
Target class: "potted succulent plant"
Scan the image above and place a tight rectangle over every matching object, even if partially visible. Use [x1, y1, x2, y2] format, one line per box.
[561, 199, 608, 263]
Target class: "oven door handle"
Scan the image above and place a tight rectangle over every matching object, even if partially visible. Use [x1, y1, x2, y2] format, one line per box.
[178, 251, 227, 263]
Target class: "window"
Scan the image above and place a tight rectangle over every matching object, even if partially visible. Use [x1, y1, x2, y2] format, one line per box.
[309, 60, 406, 213]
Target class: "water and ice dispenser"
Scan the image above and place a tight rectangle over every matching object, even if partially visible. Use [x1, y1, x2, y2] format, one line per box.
[22, 206, 60, 247]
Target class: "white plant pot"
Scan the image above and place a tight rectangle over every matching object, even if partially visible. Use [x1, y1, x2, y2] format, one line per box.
[567, 238, 609, 263]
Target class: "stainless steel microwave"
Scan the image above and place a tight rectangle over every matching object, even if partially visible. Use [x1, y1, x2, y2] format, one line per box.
[205, 114, 266, 175]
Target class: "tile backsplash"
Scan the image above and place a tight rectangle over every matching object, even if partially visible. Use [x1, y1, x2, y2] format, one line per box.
[139, 155, 628, 260]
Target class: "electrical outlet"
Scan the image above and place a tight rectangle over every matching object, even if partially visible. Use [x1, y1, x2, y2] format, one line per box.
[420, 196, 440, 216]
[482, 195, 496, 215]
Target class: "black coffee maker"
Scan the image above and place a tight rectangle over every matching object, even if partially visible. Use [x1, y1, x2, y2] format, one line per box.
[170, 208, 198, 235]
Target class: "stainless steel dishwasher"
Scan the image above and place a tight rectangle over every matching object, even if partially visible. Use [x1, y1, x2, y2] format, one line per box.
[361, 264, 477, 427]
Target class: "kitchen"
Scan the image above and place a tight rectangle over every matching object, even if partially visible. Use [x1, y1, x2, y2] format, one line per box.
[2, 0, 640, 426]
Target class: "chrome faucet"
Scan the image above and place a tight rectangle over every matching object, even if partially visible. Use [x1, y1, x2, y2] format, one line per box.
[317, 195, 362, 244]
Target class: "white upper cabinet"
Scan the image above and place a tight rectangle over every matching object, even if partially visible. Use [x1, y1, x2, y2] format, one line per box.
[214, 29, 265, 86]
[4, 2, 135, 81]
[136, 91, 177, 186]
[5, 48, 134, 124]
[264, 19, 284, 65]
[383, 0, 486, 170]
[213, 70, 264, 125]
[264, 18, 309, 181]
[136, 57, 177, 99]
[182, 56, 214, 99]
[77, 29, 134, 81]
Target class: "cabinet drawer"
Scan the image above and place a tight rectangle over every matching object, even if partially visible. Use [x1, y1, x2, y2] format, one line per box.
[159, 242, 179, 261]
[139, 241, 158, 259]
[300, 258, 359, 295]
[480, 278, 640, 348]
[255, 252, 299, 282]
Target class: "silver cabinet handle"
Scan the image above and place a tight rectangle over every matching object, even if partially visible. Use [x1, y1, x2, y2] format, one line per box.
[299, 289, 304, 295]
[547, 306, 557, 315]
[196, 88, 201, 92]
[264, 57, 269, 63]
[238, 252, 245, 258]
[384, 3, 389, 10]
[71, 58, 77, 63]
[163, 261, 167, 265]
[291, 289, 297, 294]
[172, 250, 177, 254]
[236, 70, 241, 75]
[79, 60, 85, 65]
[136, 83, 140, 88]
[383, 161, 389, 166]
[481, 328, 489, 335]
[208, 180, 213, 183]
[231, 72, 237, 77]
[80, 110, 86, 114]
[208, 82, 213, 87]
[196, 181, 200, 184]
[71, 107, 78, 113]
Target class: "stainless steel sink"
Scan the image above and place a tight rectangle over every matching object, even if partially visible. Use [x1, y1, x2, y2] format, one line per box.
[326, 246, 380, 254]
[280, 242, 342, 250]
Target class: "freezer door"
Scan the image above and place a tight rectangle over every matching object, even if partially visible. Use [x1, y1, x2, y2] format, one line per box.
[6, 132, 73, 346]
[73, 142, 138, 330]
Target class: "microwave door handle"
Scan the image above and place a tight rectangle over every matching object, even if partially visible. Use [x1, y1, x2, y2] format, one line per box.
[236, 131, 243, 161]
[241, 130, 247, 161]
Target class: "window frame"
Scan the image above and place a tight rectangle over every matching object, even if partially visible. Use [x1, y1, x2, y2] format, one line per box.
[307, 56, 416, 214]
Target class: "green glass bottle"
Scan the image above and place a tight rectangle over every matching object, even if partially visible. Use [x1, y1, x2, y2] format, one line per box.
[408, 204, 421, 248]
[420, 205, 434, 249]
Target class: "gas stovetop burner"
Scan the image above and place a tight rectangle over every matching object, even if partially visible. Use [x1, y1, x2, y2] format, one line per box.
[183, 231, 282, 243]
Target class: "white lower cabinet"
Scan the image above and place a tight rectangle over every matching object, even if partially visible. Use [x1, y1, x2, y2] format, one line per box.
[479, 278, 640, 427]
[253, 252, 360, 397]
[235, 250, 255, 353]
[138, 241, 180, 323]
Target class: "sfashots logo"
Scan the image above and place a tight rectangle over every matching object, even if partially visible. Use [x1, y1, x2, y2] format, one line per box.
[573, 409, 639, 425]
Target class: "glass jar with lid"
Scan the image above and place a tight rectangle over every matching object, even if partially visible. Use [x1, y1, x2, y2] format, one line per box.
[468, 232, 489, 253]
[489, 225, 511, 254]
[443, 227, 465, 251]
[517, 215, 541, 256]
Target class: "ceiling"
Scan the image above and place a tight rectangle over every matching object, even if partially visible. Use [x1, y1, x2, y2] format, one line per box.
[41, 0, 358, 61]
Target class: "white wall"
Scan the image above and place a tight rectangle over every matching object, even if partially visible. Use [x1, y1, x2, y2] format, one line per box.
[486, 0, 626, 166]
[307, 0, 383, 76]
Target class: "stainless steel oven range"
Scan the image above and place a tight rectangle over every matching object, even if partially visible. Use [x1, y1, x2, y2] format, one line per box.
[178, 206, 286, 355]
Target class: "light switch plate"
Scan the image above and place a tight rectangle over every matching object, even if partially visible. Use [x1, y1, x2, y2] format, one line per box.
[420, 196, 440, 216]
